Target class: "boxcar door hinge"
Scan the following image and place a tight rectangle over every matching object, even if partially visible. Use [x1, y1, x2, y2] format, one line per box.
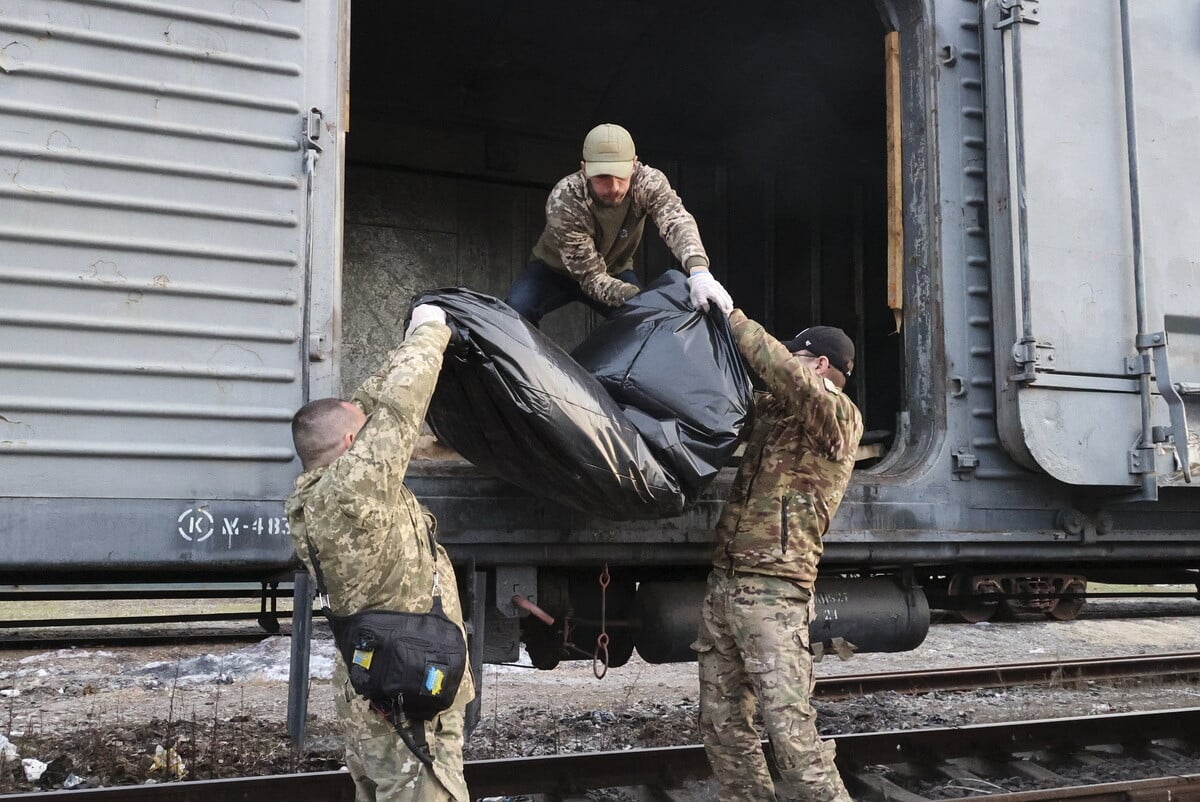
[1144, 333, 1193, 484]
[1128, 445, 1156, 475]
[995, 0, 1041, 29]
[952, 448, 979, 478]
[1010, 337, 1055, 383]
[1124, 353, 1152, 376]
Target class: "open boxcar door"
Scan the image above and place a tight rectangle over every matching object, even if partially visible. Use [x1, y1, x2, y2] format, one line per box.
[983, 0, 1200, 497]
[0, 0, 345, 574]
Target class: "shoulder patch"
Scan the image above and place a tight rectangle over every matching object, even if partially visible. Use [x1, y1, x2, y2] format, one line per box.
[823, 377, 841, 394]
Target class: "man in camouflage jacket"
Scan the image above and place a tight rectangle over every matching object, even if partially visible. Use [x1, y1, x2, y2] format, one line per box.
[692, 311, 864, 802]
[285, 304, 474, 802]
[505, 123, 733, 325]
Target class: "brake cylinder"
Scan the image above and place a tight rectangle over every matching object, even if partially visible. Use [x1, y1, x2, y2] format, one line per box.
[633, 576, 930, 663]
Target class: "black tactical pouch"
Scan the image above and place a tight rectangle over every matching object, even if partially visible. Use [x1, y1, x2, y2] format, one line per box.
[302, 529, 467, 765]
[328, 596, 466, 721]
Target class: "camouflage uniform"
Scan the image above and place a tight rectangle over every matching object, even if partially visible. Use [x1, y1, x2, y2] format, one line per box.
[530, 162, 710, 307]
[285, 322, 475, 802]
[692, 310, 863, 802]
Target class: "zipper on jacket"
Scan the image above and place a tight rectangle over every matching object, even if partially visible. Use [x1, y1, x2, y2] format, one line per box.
[728, 440, 769, 570]
[780, 495, 790, 554]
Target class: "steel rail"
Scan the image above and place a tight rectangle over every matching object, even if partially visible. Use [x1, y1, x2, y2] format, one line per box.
[0, 584, 292, 602]
[0, 630, 285, 650]
[0, 772, 353, 801]
[815, 650, 1200, 698]
[954, 774, 1200, 802]
[835, 707, 1200, 767]
[3, 708, 1200, 801]
[7, 769, 1200, 802]
[0, 612, 292, 630]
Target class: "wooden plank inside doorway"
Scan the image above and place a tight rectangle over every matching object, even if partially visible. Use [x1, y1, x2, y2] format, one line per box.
[885, 30, 903, 333]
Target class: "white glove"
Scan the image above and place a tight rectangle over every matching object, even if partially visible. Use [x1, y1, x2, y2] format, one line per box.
[687, 271, 734, 315]
[405, 304, 447, 338]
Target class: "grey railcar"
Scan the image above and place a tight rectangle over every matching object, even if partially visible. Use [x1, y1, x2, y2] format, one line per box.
[1, 0, 1197, 665]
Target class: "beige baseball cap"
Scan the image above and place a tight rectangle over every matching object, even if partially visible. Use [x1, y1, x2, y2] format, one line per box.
[582, 123, 636, 179]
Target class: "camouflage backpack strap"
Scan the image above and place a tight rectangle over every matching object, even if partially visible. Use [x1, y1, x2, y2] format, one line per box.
[301, 531, 335, 615]
[428, 531, 445, 604]
[422, 509, 445, 605]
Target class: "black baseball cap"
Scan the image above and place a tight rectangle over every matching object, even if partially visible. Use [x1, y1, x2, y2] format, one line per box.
[781, 326, 855, 376]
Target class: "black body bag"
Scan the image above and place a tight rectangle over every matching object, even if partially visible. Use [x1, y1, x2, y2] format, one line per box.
[571, 271, 752, 500]
[412, 271, 751, 519]
[328, 597, 466, 723]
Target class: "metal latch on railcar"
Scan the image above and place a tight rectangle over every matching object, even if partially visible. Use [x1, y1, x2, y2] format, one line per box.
[1162, 382, 1199, 483]
[304, 107, 323, 154]
[995, 0, 1041, 29]
[1126, 332, 1194, 486]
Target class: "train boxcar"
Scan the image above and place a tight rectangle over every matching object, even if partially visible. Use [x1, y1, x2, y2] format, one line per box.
[2, 0, 1198, 671]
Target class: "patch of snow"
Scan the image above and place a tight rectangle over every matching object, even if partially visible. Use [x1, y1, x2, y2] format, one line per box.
[130, 637, 338, 686]
[17, 649, 114, 665]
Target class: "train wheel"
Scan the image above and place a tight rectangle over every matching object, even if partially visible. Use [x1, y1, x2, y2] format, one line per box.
[949, 574, 998, 623]
[1047, 580, 1086, 621]
[256, 612, 281, 634]
[522, 619, 562, 670]
[996, 600, 1021, 621]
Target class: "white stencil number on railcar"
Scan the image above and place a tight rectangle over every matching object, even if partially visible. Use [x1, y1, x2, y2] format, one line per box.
[176, 509, 290, 547]
[815, 590, 850, 622]
[217, 516, 291, 548]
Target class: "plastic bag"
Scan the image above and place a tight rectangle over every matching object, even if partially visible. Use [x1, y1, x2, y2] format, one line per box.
[571, 271, 752, 499]
[414, 272, 751, 519]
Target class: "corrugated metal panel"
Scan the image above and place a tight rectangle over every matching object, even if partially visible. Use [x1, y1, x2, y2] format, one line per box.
[0, 0, 331, 503]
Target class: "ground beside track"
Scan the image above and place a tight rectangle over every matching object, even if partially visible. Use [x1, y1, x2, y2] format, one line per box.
[1, 596, 1199, 794]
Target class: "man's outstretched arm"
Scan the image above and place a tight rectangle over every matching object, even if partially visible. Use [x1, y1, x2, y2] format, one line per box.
[332, 315, 451, 506]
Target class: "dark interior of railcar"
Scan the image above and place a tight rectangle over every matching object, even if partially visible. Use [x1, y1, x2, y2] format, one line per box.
[345, 1, 901, 455]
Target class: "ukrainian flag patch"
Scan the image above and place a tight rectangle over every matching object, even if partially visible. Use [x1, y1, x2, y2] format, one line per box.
[424, 665, 446, 696]
[351, 648, 373, 670]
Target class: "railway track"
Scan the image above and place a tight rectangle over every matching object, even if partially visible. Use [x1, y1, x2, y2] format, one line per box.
[814, 650, 1200, 698]
[0, 630, 288, 650]
[4, 708, 1200, 801]
[0, 614, 292, 650]
[0, 584, 294, 649]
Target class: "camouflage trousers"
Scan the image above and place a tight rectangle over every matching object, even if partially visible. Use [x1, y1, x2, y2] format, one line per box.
[333, 660, 474, 802]
[692, 571, 852, 802]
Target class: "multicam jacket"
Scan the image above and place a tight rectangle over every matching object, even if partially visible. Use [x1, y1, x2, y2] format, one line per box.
[530, 162, 710, 307]
[712, 311, 864, 588]
[284, 321, 473, 685]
